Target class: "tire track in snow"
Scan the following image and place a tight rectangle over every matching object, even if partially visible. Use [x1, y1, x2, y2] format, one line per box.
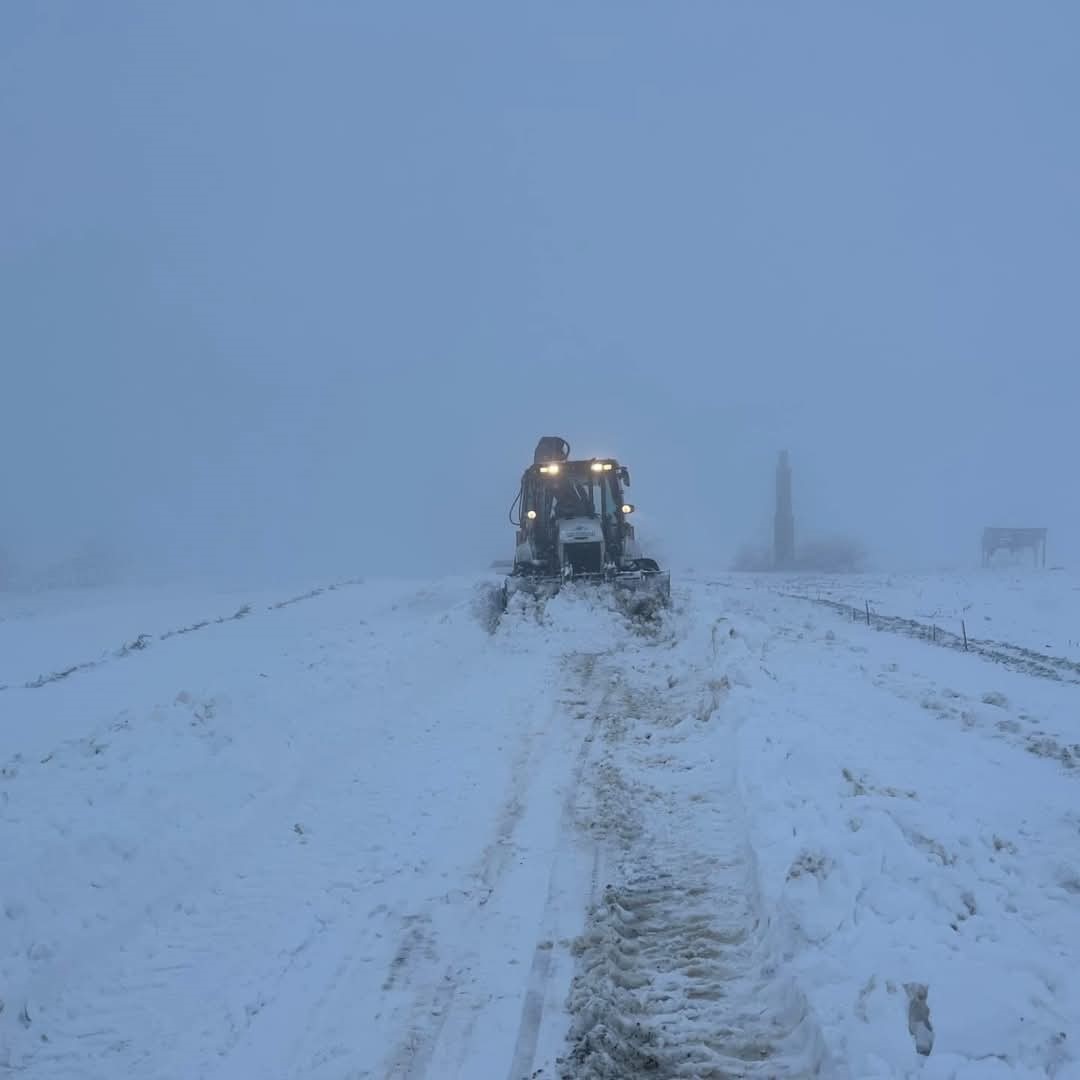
[505, 656, 614, 1080]
[380, 744, 542, 1075]
[383, 967, 460, 1080]
[561, 652, 828, 1079]
[377, 728, 544, 1077]
[378, 651, 610, 1080]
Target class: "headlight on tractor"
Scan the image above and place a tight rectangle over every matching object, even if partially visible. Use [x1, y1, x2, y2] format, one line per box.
[539, 464, 560, 475]
[526, 509, 537, 520]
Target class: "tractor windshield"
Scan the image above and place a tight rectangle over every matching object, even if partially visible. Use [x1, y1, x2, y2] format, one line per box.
[543, 465, 622, 522]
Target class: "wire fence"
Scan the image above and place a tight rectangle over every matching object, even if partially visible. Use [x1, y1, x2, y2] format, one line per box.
[785, 591, 1080, 686]
[1, 578, 364, 694]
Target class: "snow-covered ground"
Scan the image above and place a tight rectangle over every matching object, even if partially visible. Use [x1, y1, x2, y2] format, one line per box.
[0, 579, 367, 691]
[2, 572, 1079, 1077]
[766, 570, 1080, 664]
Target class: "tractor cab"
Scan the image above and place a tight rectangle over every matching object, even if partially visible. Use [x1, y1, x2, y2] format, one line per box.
[516, 459, 634, 572]
[504, 437, 669, 610]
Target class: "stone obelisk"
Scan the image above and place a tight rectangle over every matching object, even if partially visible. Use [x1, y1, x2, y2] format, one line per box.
[774, 450, 795, 568]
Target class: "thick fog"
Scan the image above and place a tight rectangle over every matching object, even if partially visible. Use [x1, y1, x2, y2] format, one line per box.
[3, 3, 1078, 586]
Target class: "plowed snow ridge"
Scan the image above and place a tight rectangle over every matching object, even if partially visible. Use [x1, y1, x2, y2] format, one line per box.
[561, 646, 828, 1079]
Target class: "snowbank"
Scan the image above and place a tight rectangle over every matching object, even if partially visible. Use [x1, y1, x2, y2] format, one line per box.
[700, 583, 1080, 1078]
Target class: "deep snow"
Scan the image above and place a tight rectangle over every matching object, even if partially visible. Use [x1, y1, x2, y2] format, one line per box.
[2, 572, 1078, 1078]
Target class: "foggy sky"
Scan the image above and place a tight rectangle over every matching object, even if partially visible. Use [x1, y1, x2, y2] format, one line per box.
[3, 2, 1078, 583]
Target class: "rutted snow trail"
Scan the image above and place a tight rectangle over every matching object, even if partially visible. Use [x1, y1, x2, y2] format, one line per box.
[371, 647, 609, 1080]
[561, 646, 828, 1079]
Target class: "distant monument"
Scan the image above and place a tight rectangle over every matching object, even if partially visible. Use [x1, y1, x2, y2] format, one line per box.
[774, 450, 795, 568]
[982, 527, 1047, 568]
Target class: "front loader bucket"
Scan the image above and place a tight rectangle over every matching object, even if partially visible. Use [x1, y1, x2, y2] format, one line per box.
[501, 568, 670, 620]
[502, 574, 562, 610]
[613, 569, 671, 617]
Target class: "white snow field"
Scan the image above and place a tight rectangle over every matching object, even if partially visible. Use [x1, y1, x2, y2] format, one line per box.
[2, 572, 1079, 1078]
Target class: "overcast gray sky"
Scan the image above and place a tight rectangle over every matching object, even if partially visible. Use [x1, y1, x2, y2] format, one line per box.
[3, 2, 1078, 582]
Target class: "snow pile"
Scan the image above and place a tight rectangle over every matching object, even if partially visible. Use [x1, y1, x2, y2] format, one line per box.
[496, 583, 646, 653]
[556, 593, 832, 1077]
[698, 583, 1080, 1078]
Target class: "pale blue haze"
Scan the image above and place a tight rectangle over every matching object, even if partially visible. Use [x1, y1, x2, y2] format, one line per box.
[3, 3, 1077, 579]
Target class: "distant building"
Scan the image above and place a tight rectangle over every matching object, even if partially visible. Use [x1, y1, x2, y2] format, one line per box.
[982, 527, 1046, 568]
[774, 450, 795, 568]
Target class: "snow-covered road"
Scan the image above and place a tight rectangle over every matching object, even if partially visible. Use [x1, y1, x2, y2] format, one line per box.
[2, 575, 1078, 1078]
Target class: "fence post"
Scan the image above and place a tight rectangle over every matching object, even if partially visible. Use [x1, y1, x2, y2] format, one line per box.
[865, 600, 871, 627]
[962, 620, 968, 651]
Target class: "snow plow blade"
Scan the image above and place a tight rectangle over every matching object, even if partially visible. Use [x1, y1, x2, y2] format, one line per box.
[503, 570, 670, 617]
[613, 569, 671, 614]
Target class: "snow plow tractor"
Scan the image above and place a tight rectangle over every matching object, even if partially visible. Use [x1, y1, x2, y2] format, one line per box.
[503, 437, 671, 615]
